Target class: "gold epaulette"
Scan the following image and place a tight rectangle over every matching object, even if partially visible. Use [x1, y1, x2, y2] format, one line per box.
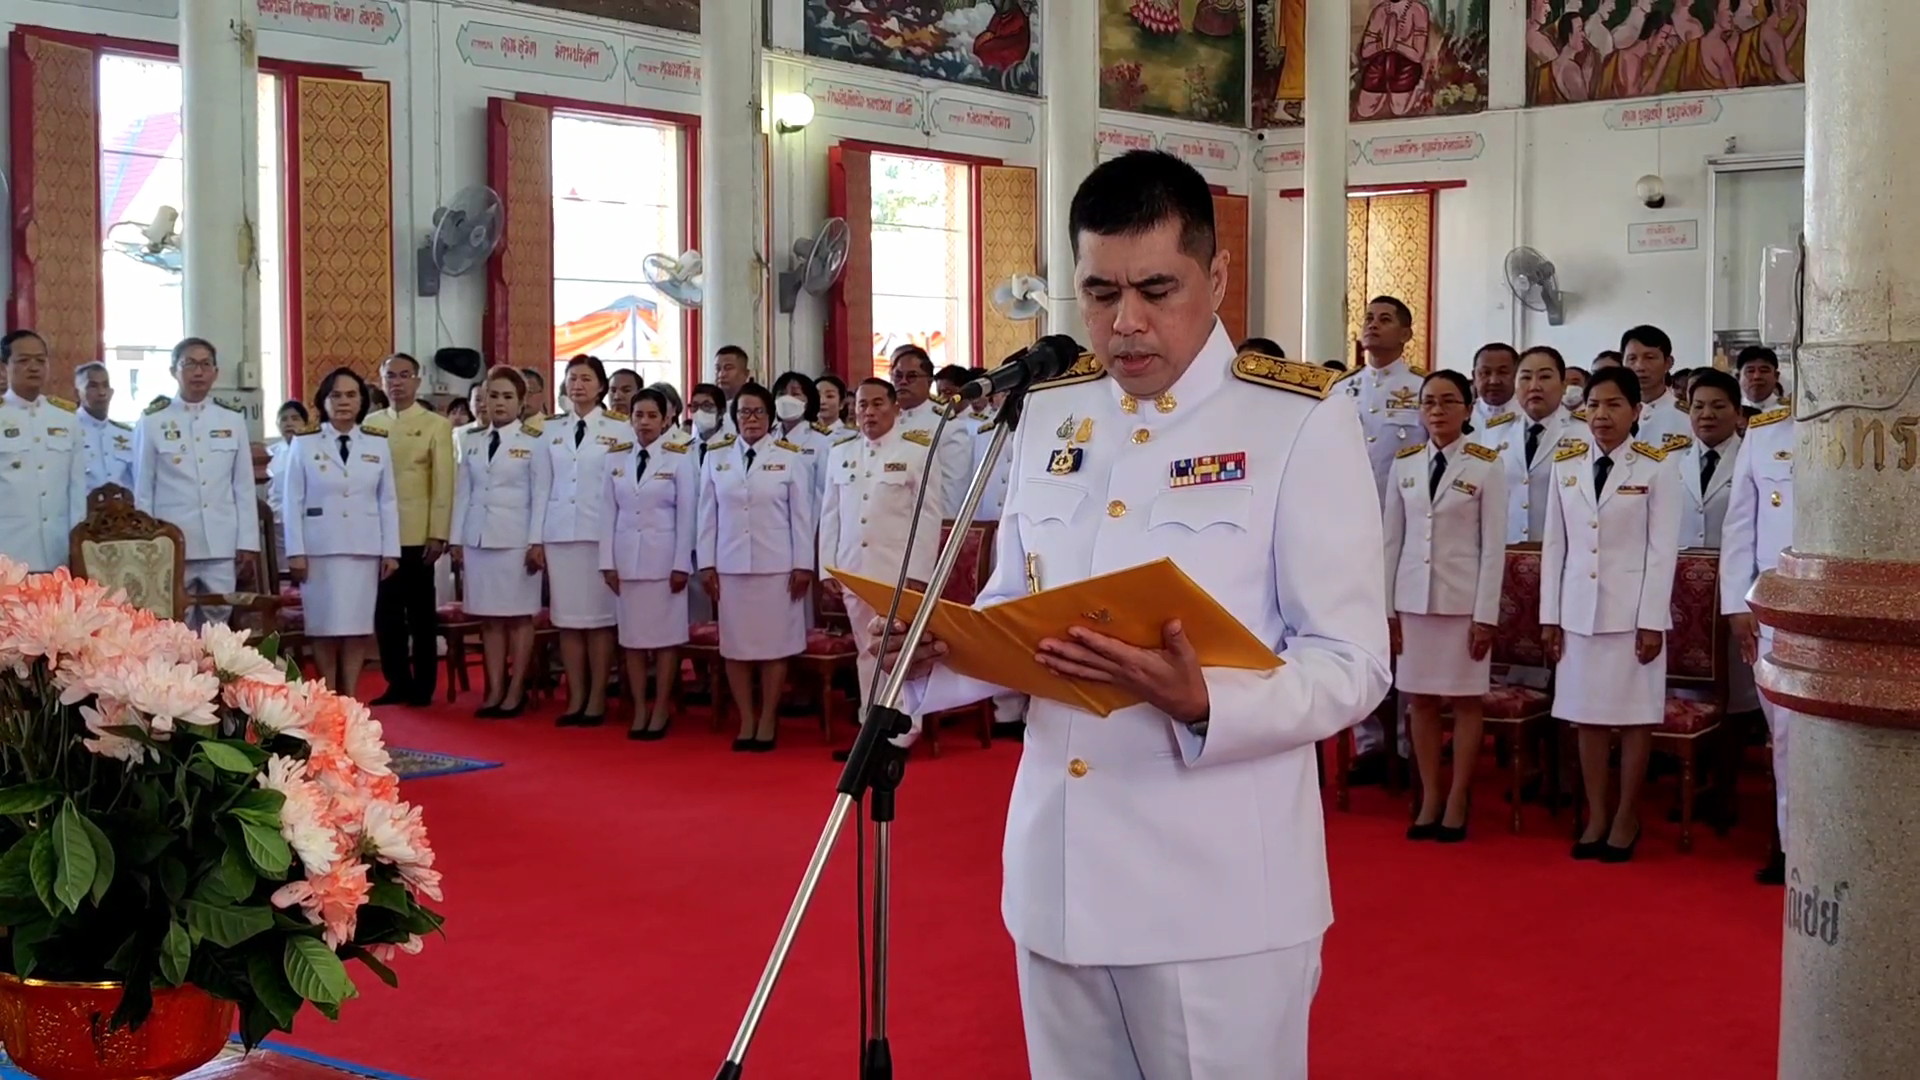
[523, 417, 544, 437]
[976, 420, 998, 434]
[110, 419, 132, 431]
[46, 396, 77, 413]
[362, 425, 389, 438]
[1631, 440, 1668, 462]
[901, 429, 932, 447]
[706, 433, 737, 450]
[297, 422, 321, 436]
[144, 397, 171, 415]
[549, 411, 568, 422]
[1330, 364, 1362, 387]
[465, 421, 487, 434]
[833, 434, 860, 446]
[1396, 442, 1427, 460]
[1555, 440, 1588, 462]
[1030, 352, 1106, 390]
[605, 410, 628, 422]
[1673, 395, 1688, 412]
[1750, 407, 1791, 430]
[1231, 352, 1338, 399]
[1463, 442, 1500, 462]
[774, 438, 801, 452]
[611, 441, 633, 453]
[1485, 411, 1516, 427]
[662, 440, 690, 454]
[1570, 408, 1588, 422]
[811, 421, 835, 436]
[1661, 434, 1693, 453]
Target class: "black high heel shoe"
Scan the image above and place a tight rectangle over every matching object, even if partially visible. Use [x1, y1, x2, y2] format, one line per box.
[555, 711, 584, 727]
[1599, 826, 1642, 864]
[475, 703, 503, 719]
[732, 736, 755, 752]
[1436, 798, 1471, 843]
[496, 695, 526, 720]
[1571, 837, 1607, 860]
[579, 712, 606, 728]
[1406, 821, 1440, 841]
[751, 734, 778, 753]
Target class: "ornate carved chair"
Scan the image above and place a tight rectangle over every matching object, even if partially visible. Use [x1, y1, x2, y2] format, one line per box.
[918, 520, 998, 757]
[186, 498, 293, 644]
[69, 484, 186, 621]
[1479, 545, 1557, 833]
[796, 577, 859, 743]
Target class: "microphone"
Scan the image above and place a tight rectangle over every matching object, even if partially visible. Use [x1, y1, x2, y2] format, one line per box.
[956, 335, 1083, 401]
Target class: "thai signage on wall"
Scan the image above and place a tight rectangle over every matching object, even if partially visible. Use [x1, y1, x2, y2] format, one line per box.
[625, 47, 701, 95]
[258, 0, 401, 44]
[456, 22, 621, 81]
[1629, 220, 1700, 254]
[804, 78, 925, 130]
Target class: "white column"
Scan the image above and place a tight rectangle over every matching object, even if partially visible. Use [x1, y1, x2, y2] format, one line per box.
[1042, 0, 1099, 340]
[699, 0, 762, 377]
[1300, 0, 1350, 365]
[179, 0, 259, 390]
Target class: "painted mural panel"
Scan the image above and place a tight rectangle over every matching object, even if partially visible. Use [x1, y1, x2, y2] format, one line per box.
[517, 0, 698, 34]
[1251, 0, 1489, 128]
[1526, 0, 1805, 105]
[805, 1, 1039, 96]
[1099, 0, 1247, 126]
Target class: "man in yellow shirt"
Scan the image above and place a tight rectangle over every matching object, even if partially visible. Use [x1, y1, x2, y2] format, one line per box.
[366, 353, 455, 706]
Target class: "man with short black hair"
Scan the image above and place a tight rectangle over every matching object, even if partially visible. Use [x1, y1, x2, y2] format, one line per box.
[1339, 294, 1425, 501]
[1237, 336, 1285, 357]
[0, 330, 88, 571]
[1737, 345, 1787, 410]
[888, 345, 973, 518]
[368, 352, 457, 706]
[879, 149, 1388, 1079]
[1680, 369, 1742, 549]
[72, 361, 135, 494]
[1620, 325, 1691, 448]
[1468, 342, 1522, 452]
[714, 345, 752, 402]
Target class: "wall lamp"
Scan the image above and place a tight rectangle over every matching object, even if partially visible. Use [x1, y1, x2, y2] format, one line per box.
[772, 92, 815, 134]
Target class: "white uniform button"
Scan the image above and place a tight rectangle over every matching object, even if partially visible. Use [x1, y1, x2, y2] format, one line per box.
[1106, 500, 1126, 518]
[1067, 758, 1089, 778]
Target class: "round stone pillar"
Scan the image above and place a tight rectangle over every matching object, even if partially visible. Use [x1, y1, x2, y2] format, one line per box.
[1751, 2, 1920, 1076]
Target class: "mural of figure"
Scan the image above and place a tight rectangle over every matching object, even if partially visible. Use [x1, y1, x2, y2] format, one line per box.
[1732, 0, 1801, 85]
[1278, 0, 1308, 101]
[1355, 0, 1432, 119]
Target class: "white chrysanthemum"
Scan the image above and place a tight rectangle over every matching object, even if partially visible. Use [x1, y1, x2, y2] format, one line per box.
[338, 699, 392, 777]
[0, 556, 29, 588]
[257, 755, 340, 875]
[118, 658, 221, 735]
[200, 624, 284, 685]
[247, 691, 312, 743]
[79, 701, 155, 764]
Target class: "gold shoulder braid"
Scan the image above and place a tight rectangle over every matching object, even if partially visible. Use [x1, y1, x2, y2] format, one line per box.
[1030, 352, 1106, 390]
[1631, 440, 1668, 462]
[1554, 440, 1588, 462]
[1661, 433, 1692, 453]
[833, 433, 859, 446]
[1485, 411, 1516, 428]
[706, 433, 737, 450]
[1749, 407, 1791, 430]
[362, 424, 389, 438]
[663, 440, 690, 454]
[1570, 408, 1588, 422]
[144, 397, 171, 415]
[901, 429, 933, 447]
[811, 421, 835, 436]
[523, 417, 545, 437]
[1231, 353, 1338, 399]
[774, 438, 801, 452]
[1463, 442, 1500, 463]
[47, 396, 77, 413]
[1396, 442, 1427, 459]
[605, 410, 629, 422]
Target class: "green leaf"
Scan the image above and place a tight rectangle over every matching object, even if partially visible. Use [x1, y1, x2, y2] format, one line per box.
[283, 936, 357, 1008]
[77, 814, 116, 906]
[239, 821, 291, 877]
[0, 781, 60, 816]
[233, 789, 287, 816]
[105, 932, 141, 975]
[50, 801, 98, 913]
[183, 899, 275, 948]
[0, 833, 37, 899]
[365, 879, 411, 914]
[159, 920, 192, 987]
[192, 845, 257, 906]
[246, 948, 303, 1028]
[343, 945, 400, 989]
[257, 634, 281, 662]
[284, 655, 302, 683]
[198, 741, 261, 774]
[158, 856, 188, 904]
[29, 827, 57, 915]
[9, 918, 54, 977]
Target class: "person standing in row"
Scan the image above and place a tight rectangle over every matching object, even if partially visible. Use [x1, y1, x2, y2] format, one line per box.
[366, 353, 455, 707]
[608, 368, 643, 417]
[1737, 345, 1788, 411]
[1541, 366, 1682, 864]
[1385, 370, 1508, 842]
[265, 401, 308, 523]
[134, 338, 259, 628]
[1504, 346, 1588, 544]
[697, 383, 815, 752]
[1467, 342, 1522, 454]
[771, 371, 834, 508]
[815, 374, 851, 433]
[544, 356, 628, 727]
[1677, 369, 1742, 549]
[0, 330, 88, 572]
[889, 346, 973, 519]
[601, 388, 698, 740]
[452, 366, 550, 718]
[73, 362, 135, 496]
[1620, 325, 1692, 450]
[283, 367, 400, 695]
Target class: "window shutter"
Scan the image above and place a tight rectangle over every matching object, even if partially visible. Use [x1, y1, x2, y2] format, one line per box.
[7, 31, 101, 389]
[1212, 193, 1250, 346]
[826, 144, 872, 384]
[976, 165, 1039, 366]
[484, 98, 553, 383]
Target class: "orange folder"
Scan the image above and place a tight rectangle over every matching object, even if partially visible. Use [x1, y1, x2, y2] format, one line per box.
[830, 558, 1283, 716]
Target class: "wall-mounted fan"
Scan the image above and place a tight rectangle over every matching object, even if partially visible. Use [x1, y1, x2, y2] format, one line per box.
[1504, 246, 1566, 326]
[107, 205, 183, 273]
[777, 217, 850, 313]
[989, 273, 1049, 321]
[417, 185, 503, 296]
[644, 250, 705, 308]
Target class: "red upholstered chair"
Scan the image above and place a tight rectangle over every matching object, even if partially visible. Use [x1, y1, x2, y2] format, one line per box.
[1480, 545, 1557, 833]
[919, 520, 997, 757]
[797, 577, 859, 743]
[1653, 549, 1731, 851]
[436, 560, 482, 703]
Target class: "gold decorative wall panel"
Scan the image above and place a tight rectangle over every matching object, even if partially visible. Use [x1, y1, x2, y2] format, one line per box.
[484, 99, 553, 376]
[1344, 198, 1371, 362]
[292, 77, 394, 401]
[977, 165, 1038, 367]
[1346, 192, 1434, 370]
[10, 34, 101, 389]
[1212, 193, 1250, 346]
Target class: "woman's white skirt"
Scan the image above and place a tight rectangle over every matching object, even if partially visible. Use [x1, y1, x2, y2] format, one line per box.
[1553, 629, 1667, 727]
[545, 540, 617, 629]
[718, 572, 804, 661]
[462, 547, 543, 618]
[616, 577, 690, 650]
[301, 555, 380, 637]
[1394, 612, 1491, 697]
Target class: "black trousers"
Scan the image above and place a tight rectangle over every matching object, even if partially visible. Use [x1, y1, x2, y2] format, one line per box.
[374, 545, 438, 698]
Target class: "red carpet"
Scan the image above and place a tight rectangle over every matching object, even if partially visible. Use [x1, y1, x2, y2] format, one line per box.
[287, 694, 1782, 1079]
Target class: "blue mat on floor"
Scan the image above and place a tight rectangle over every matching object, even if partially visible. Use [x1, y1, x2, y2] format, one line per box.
[1, 1040, 413, 1078]
[388, 746, 502, 780]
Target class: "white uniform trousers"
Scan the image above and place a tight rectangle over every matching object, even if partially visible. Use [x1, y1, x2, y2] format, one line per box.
[1016, 937, 1322, 1080]
[1760, 625, 1794, 846]
[846, 594, 920, 724]
[185, 557, 237, 631]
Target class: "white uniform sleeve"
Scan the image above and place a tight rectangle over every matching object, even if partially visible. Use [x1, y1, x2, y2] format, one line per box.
[598, 465, 618, 573]
[1381, 459, 1405, 614]
[695, 454, 719, 570]
[938, 422, 972, 519]
[1540, 461, 1567, 628]
[378, 448, 401, 560]
[449, 452, 471, 549]
[527, 436, 552, 547]
[233, 423, 261, 553]
[1719, 436, 1759, 615]
[673, 452, 697, 577]
[283, 447, 308, 559]
[1637, 455, 1684, 632]
[819, 444, 843, 581]
[65, 424, 88, 544]
[133, 416, 157, 513]
[1474, 463, 1509, 626]
[907, 445, 945, 586]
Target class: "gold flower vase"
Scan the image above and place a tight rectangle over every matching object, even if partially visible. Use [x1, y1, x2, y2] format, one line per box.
[0, 975, 234, 1080]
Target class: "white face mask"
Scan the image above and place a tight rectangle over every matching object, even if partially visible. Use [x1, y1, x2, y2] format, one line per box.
[774, 396, 806, 422]
[1563, 385, 1584, 409]
[692, 409, 720, 435]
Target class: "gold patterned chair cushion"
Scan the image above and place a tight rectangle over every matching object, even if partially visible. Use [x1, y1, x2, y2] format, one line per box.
[81, 537, 178, 618]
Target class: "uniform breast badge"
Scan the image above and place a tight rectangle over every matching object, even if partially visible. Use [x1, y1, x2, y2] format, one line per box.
[1056, 416, 1076, 440]
[1024, 553, 1041, 595]
[1168, 452, 1247, 488]
[1563, 475, 1578, 487]
[1047, 447, 1084, 475]
[884, 462, 908, 472]
[1073, 417, 1094, 444]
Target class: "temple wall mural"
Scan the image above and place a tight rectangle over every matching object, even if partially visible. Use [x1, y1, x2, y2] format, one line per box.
[1525, 0, 1806, 105]
[1253, 0, 1490, 128]
[805, 0, 1040, 96]
[1100, 0, 1248, 126]
[518, 0, 699, 34]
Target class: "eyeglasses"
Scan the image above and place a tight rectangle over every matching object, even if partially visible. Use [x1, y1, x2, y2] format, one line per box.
[177, 358, 216, 371]
[735, 407, 769, 419]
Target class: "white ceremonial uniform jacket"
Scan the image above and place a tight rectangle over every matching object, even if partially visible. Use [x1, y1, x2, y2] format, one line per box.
[908, 323, 1392, 968]
[1720, 408, 1795, 616]
[696, 433, 817, 576]
[133, 396, 260, 562]
[0, 392, 89, 571]
[1382, 437, 1508, 624]
[1541, 436, 1683, 636]
[898, 398, 975, 519]
[540, 407, 630, 544]
[1500, 407, 1589, 544]
[775, 420, 835, 508]
[77, 409, 136, 495]
[1336, 357, 1426, 503]
[1743, 391, 1788, 413]
[971, 418, 1015, 522]
[1468, 399, 1523, 455]
[599, 432, 697, 581]
[282, 426, 400, 560]
[1678, 434, 1740, 549]
[1636, 388, 1694, 451]
[820, 425, 942, 590]
[451, 420, 552, 550]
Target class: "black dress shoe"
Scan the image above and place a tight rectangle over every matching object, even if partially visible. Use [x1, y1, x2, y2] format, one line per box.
[1755, 851, 1786, 886]
[732, 737, 756, 752]
[371, 690, 411, 707]
[555, 712, 584, 727]
[1435, 822, 1469, 844]
[1598, 827, 1642, 864]
[496, 697, 526, 719]
[751, 736, 778, 753]
[579, 713, 607, 728]
[631, 723, 669, 742]
[1571, 838, 1607, 860]
[406, 693, 436, 708]
[475, 704, 503, 719]
[1406, 821, 1440, 841]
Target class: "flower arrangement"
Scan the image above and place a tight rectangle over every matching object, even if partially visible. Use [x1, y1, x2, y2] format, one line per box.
[0, 560, 442, 1048]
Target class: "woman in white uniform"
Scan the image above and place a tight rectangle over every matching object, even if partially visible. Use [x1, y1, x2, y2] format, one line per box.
[1383, 370, 1508, 842]
[282, 369, 400, 695]
[814, 375, 851, 434]
[697, 383, 816, 752]
[1542, 366, 1682, 863]
[543, 355, 628, 726]
[451, 366, 551, 718]
[600, 388, 697, 740]
[265, 400, 308, 522]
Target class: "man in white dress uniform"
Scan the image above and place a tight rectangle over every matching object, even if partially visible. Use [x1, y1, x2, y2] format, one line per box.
[133, 338, 260, 628]
[1621, 324, 1693, 451]
[1676, 370, 1741, 549]
[1721, 402, 1796, 885]
[1503, 346, 1589, 544]
[1736, 345, 1789, 412]
[879, 151, 1391, 1079]
[971, 391, 1029, 739]
[0, 331, 89, 571]
[73, 362, 136, 495]
[889, 346, 975, 519]
[1467, 342, 1522, 454]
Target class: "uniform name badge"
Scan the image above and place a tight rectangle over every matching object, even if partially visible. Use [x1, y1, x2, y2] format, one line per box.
[1451, 479, 1478, 496]
[361, 454, 380, 464]
[1047, 447, 1083, 475]
[885, 462, 908, 473]
[1168, 451, 1247, 488]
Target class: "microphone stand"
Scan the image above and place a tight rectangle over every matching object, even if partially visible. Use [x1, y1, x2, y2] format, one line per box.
[715, 383, 1033, 1080]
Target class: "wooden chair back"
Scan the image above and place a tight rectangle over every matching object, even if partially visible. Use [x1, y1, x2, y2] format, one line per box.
[936, 520, 998, 605]
[69, 483, 187, 621]
[1666, 549, 1727, 696]
[1493, 543, 1550, 668]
